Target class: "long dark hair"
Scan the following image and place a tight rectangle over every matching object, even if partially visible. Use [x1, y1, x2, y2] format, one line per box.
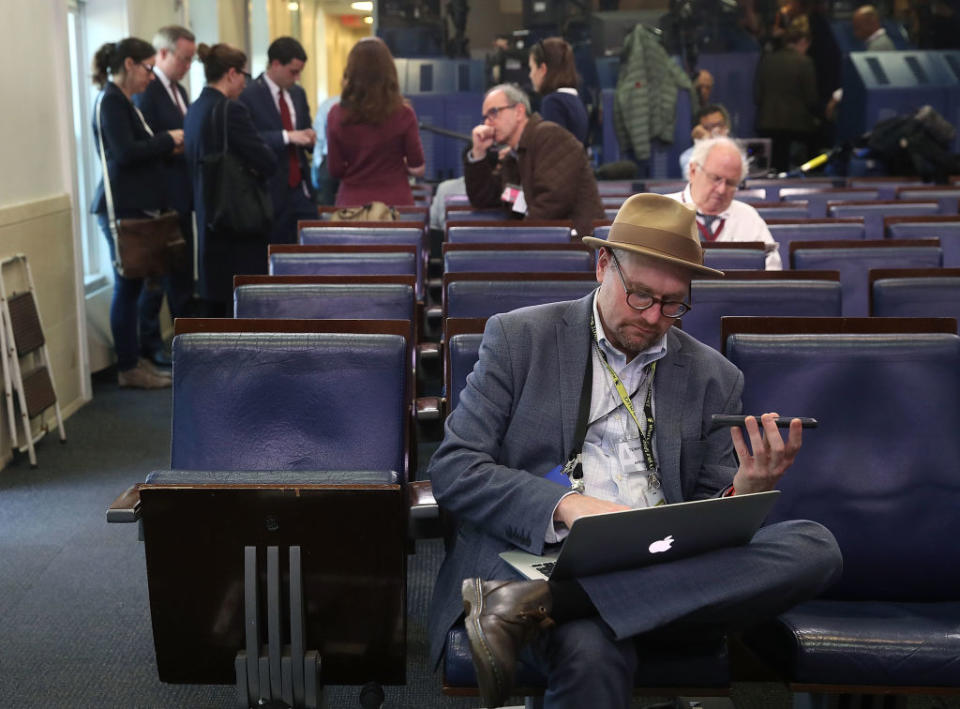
[91, 37, 155, 88]
[339, 37, 403, 125]
[529, 37, 579, 95]
[197, 42, 247, 83]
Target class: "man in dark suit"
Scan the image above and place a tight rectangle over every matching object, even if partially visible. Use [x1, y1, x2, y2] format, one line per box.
[133, 25, 196, 367]
[239, 36, 316, 245]
[428, 194, 843, 707]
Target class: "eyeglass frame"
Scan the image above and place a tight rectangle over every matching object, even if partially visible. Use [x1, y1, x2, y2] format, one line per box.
[139, 61, 156, 73]
[694, 164, 742, 191]
[482, 103, 516, 122]
[608, 249, 692, 318]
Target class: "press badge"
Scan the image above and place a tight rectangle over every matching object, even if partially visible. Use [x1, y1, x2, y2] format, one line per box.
[512, 189, 528, 215]
[500, 183, 522, 205]
[617, 437, 648, 474]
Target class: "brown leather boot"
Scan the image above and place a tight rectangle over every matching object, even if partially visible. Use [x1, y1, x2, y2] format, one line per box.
[461, 577, 554, 708]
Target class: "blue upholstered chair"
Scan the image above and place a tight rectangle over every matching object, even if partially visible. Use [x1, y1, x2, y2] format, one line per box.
[781, 188, 880, 218]
[234, 282, 415, 322]
[683, 272, 842, 350]
[107, 318, 414, 706]
[885, 215, 960, 268]
[790, 239, 943, 316]
[753, 202, 810, 220]
[722, 317, 960, 703]
[445, 206, 510, 222]
[847, 177, 923, 200]
[766, 218, 865, 270]
[443, 243, 594, 274]
[297, 222, 427, 298]
[702, 243, 767, 271]
[744, 178, 837, 202]
[438, 317, 732, 702]
[895, 185, 960, 215]
[869, 268, 960, 320]
[827, 200, 940, 239]
[446, 220, 574, 244]
[443, 273, 597, 319]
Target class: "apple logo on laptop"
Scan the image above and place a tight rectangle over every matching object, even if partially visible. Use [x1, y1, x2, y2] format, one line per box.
[648, 535, 675, 554]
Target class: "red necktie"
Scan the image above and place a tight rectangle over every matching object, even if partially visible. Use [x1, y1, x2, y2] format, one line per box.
[170, 83, 185, 116]
[277, 89, 301, 188]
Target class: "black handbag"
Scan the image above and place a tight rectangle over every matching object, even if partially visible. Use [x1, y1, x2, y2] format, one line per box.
[201, 100, 273, 239]
[95, 93, 187, 279]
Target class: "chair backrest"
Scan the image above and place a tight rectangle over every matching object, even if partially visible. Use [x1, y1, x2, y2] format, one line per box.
[702, 242, 767, 271]
[600, 194, 631, 208]
[446, 220, 574, 244]
[870, 268, 960, 320]
[596, 180, 638, 195]
[445, 206, 507, 221]
[781, 188, 880, 218]
[443, 272, 597, 318]
[723, 317, 960, 601]
[827, 200, 940, 239]
[171, 319, 410, 481]
[683, 271, 842, 350]
[639, 180, 687, 195]
[766, 218, 865, 268]
[267, 244, 421, 299]
[753, 202, 810, 220]
[442, 243, 594, 273]
[298, 222, 425, 283]
[885, 215, 960, 268]
[744, 178, 838, 202]
[847, 176, 923, 199]
[444, 318, 486, 413]
[234, 282, 415, 322]
[895, 186, 960, 215]
[790, 239, 943, 315]
[733, 188, 767, 203]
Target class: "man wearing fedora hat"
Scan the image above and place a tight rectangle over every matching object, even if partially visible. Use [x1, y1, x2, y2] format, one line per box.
[426, 193, 841, 708]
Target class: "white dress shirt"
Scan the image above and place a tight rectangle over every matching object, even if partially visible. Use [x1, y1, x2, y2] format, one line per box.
[153, 66, 186, 116]
[666, 185, 783, 270]
[263, 73, 297, 145]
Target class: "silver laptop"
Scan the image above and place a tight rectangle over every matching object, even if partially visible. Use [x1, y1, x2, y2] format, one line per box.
[499, 491, 780, 581]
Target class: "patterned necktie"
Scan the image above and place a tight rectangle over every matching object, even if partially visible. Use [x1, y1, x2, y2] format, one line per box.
[277, 89, 301, 188]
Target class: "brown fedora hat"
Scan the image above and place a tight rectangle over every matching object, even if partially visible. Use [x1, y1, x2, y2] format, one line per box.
[582, 193, 724, 277]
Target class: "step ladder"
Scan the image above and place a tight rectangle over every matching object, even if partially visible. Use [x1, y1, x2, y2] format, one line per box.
[0, 254, 66, 467]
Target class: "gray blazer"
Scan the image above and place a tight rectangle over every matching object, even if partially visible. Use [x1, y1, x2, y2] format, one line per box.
[427, 292, 744, 666]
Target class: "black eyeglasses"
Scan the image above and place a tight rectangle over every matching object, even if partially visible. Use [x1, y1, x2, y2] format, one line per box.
[482, 103, 515, 122]
[139, 62, 156, 72]
[609, 251, 691, 318]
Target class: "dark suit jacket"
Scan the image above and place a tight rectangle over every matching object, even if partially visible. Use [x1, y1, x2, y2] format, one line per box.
[464, 114, 604, 238]
[133, 75, 192, 214]
[184, 86, 277, 302]
[238, 75, 313, 210]
[90, 82, 175, 216]
[754, 48, 819, 135]
[426, 293, 743, 667]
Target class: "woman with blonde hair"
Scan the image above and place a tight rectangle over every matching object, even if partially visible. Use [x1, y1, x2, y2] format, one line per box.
[326, 37, 425, 207]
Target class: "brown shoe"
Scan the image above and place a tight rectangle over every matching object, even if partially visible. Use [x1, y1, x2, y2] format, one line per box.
[118, 363, 172, 389]
[138, 357, 172, 378]
[461, 577, 553, 708]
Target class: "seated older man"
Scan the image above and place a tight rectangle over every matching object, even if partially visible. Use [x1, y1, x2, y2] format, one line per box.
[666, 136, 782, 270]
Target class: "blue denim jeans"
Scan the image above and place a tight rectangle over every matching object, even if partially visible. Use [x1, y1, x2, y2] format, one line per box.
[97, 213, 144, 372]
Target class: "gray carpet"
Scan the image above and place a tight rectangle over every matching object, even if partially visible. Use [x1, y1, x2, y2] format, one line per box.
[1, 372, 958, 709]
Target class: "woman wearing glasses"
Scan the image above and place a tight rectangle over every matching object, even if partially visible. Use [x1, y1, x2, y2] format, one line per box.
[528, 37, 589, 146]
[183, 43, 277, 318]
[326, 37, 425, 207]
[91, 38, 184, 389]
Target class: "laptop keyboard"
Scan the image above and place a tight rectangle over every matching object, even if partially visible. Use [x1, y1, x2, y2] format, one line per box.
[532, 561, 556, 576]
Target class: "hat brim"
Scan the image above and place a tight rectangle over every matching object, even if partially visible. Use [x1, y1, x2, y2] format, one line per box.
[581, 236, 725, 278]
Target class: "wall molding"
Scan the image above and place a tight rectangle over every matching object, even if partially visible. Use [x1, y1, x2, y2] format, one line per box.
[0, 194, 72, 229]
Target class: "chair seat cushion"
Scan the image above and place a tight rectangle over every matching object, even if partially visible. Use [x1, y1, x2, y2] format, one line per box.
[443, 623, 730, 690]
[145, 469, 399, 485]
[744, 599, 960, 686]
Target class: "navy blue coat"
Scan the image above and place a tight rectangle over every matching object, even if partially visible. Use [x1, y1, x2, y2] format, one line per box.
[184, 86, 277, 303]
[238, 75, 313, 211]
[133, 75, 192, 215]
[540, 90, 589, 146]
[90, 82, 174, 216]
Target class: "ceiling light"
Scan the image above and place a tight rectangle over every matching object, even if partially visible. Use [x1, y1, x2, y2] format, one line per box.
[287, 1, 299, 9]
[351, 1, 374, 11]
[363, 15, 373, 24]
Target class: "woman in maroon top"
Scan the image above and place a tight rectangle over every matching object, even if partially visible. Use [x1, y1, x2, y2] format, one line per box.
[326, 37, 425, 207]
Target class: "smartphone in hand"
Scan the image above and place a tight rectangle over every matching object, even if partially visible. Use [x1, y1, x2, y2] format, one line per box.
[709, 414, 818, 433]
